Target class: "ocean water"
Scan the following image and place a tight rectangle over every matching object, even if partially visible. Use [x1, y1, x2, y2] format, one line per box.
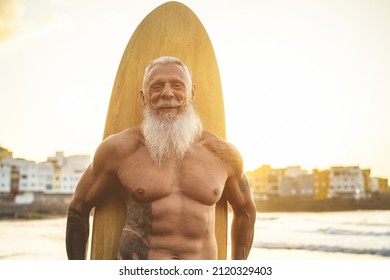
[0, 210, 389, 259]
[247, 210, 390, 259]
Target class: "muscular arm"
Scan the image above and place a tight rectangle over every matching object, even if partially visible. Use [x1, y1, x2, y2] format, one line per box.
[229, 174, 256, 259]
[66, 207, 90, 259]
[65, 138, 120, 259]
[222, 144, 256, 260]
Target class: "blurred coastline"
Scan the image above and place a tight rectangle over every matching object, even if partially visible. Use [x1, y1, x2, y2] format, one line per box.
[254, 192, 390, 212]
[2, 192, 390, 220]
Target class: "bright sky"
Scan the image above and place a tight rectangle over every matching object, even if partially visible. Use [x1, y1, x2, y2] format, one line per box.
[0, 0, 389, 178]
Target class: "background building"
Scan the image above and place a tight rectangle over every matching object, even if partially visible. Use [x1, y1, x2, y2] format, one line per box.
[313, 169, 330, 200]
[0, 150, 90, 197]
[247, 164, 387, 201]
[247, 165, 314, 198]
[0, 146, 13, 161]
[246, 165, 271, 199]
[0, 164, 11, 193]
[47, 151, 90, 171]
[378, 178, 389, 193]
[328, 166, 366, 199]
[58, 169, 84, 194]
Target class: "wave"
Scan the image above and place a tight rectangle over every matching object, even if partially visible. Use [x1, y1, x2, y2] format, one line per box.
[317, 228, 390, 237]
[254, 243, 390, 257]
[344, 222, 390, 227]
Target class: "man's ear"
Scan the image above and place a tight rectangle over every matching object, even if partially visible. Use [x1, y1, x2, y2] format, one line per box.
[140, 90, 146, 106]
[191, 83, 196, 103]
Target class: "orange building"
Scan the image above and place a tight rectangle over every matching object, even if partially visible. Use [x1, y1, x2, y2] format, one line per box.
[312, 169, 330, 200]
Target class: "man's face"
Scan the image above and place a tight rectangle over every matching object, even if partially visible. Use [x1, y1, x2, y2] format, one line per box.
[143, 63, 193, 116]
[141, 62, 202, 164]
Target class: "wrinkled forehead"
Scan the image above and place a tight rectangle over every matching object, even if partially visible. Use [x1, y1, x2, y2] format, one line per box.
[148, 63, 187, 80]
[143, 61, 192, 89]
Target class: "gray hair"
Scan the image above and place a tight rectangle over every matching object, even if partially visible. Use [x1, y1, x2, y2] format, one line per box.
[142, 56, 193, 92]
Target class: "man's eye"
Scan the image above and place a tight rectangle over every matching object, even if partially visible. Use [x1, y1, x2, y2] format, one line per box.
[152, 84, 162, 90]
[173, 83, 182, 90]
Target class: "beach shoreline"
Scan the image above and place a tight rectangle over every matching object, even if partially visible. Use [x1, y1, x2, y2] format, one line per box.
[1, 213, 389, 260]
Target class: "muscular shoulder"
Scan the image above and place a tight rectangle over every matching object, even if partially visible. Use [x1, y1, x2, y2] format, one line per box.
[201, 131, 243, 176]
[103, 127, 143, 152]
[93, 127, 143, 171]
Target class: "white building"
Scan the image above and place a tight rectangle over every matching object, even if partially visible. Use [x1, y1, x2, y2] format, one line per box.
[65, 155, 90, 171]
[297, 174, 315, 196]
[47, 152, 66, 168]
[2, 158, 35, 192]
[46, 152, 90, 193]
[19, 161, 55, 192]
[279, 174, 314, 196]
[37, 162, 55, 192]
[58, 169, 84, 194]
[0, 163, 11, 193]
[285, 166, 308, 178]
[328, 166, 366, 200]
[279, 176, 297, 196]
[1, 153, 89, 195]
[2, 158, 55, 193]
[48, 152, 90, 171]
[371, 177, 380, 193]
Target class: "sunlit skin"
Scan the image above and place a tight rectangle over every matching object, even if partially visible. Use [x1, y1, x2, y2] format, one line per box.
[66, 60, 256, 260]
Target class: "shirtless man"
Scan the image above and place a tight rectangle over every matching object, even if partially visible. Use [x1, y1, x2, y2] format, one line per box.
[66, 56, 256, 260]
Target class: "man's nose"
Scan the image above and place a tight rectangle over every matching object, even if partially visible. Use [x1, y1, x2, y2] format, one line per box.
[161, 84, 174, 99]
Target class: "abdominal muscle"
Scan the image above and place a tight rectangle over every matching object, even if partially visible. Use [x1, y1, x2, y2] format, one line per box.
[148, 232, 218, 260]
[118, 195, 218, 260]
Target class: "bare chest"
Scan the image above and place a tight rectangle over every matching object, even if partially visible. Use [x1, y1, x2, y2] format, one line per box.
[117, 146, 228, 205]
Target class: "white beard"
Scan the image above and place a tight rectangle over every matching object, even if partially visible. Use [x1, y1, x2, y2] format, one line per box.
[141, 104, 203, 165]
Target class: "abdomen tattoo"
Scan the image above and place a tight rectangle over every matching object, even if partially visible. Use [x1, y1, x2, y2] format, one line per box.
[117, 194, 152, 260]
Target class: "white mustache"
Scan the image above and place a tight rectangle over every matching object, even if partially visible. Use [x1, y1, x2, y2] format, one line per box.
[153, 100, 182, 108]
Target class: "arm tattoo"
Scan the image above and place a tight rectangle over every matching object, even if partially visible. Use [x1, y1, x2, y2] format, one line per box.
[66, 207, 89, 260]
[211, 142, 241, 170]
[239, 174, 250, 193]
[117, 193, 152, 260]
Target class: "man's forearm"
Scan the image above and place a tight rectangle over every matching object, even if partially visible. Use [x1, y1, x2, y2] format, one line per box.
[231, 174, 256, 259]
[66, 207, 90, 260]
[231, 212, 255, 259]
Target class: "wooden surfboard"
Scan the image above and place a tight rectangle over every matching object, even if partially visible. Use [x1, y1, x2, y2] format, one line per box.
[90, 1, 227, 259]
